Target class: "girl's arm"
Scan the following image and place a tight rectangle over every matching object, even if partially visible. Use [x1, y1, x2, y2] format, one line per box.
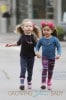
[55, 38, 62, 59]
[5, 43, 17, 47]
[35, 39, 42, 58]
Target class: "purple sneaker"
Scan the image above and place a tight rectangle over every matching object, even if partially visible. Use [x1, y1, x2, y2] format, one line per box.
[41, 83, 46, 89]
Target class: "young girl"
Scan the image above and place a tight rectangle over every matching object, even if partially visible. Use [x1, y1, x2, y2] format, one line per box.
[35, 22, 62, 90]
[5, 19, 41, 90]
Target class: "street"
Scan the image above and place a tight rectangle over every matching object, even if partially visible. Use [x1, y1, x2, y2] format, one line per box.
[0, 33, 66, 100]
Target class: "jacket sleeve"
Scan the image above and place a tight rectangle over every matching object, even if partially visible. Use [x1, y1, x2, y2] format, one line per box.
[55, 38, 62, 55]
[35, 39, 42, 52]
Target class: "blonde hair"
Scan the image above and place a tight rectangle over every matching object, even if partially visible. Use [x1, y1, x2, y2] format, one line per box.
[21, 19, 33, 27]
[15, 19, 42, 39]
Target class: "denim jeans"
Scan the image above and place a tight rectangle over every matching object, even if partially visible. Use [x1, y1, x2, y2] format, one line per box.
[20, 56, 34, 82]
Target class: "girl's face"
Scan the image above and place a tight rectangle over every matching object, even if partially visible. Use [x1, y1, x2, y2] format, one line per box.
[22, 21, 33, 34]
[42, 26, 53, 37]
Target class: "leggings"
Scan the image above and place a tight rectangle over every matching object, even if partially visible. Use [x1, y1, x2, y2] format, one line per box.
[42, 57, 55, 83]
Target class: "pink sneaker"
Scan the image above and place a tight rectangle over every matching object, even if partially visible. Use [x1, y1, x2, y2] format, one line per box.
[47, 80, 52, 90]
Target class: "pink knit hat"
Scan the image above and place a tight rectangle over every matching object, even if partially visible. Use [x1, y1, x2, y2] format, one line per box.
[41, 22, 55, 29]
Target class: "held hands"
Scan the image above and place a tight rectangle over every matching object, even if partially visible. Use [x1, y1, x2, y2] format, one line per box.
[35, 51, 41, 58]
[35, 52, 61, 59]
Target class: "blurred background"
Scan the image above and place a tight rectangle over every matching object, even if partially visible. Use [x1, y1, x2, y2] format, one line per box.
[0, 0, 66, 40]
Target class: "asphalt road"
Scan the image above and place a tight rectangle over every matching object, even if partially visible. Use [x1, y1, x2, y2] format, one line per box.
[0, 33, 66, 100]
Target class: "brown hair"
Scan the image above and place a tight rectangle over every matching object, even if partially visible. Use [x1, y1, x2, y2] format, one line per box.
[51, 28, 58, 37]
[14, 24, 24, 34]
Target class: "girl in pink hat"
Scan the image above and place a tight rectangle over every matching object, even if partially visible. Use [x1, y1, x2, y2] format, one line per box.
[35, 22, 62, 90]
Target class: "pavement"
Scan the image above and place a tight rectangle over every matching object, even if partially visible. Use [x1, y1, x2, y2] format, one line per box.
[0, 33, 66, 100]
[0, 32, 66, 44]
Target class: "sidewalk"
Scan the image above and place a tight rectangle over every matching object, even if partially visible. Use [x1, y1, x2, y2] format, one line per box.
[0, 33, 66, 46]
[0, 33, 66, 100]
[0, 33, 19, 43]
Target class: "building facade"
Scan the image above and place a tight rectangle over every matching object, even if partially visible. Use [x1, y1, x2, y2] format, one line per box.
[16, 0, 64, 24]
[14, 0, 66, 30]
[0, 0, 66, 32]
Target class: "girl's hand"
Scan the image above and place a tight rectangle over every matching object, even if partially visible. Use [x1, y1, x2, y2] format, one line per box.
[55, 55, 61, 59]
[5, 43, 17, 47]
[35, 52, 41, 58]
[5, 44, 12, 47]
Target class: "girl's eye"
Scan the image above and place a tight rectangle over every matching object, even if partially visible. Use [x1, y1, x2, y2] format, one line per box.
[43, 29, 50, 31]
[26, 25, 32, 27]
[30, 25, 33, 27]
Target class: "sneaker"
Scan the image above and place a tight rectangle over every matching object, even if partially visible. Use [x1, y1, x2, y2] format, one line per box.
[19, 85, 25, 90]
[28, 85, 32, 89]
[27, 82, 32, 89]
[47, 85, 52, 90]
[47, 80, 52, 90]
[41, 83, 46, 89]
